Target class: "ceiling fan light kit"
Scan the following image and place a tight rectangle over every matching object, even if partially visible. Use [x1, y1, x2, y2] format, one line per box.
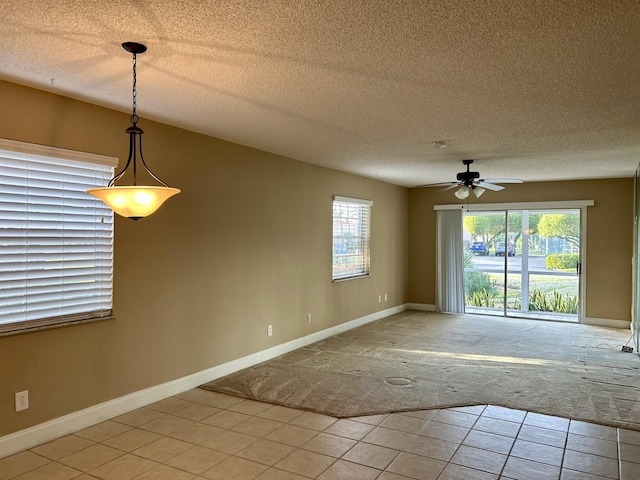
[86, 42, 180, 220]
[454, 184, 485, 200]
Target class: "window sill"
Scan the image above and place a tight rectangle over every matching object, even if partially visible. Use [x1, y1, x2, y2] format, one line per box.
[0, 315, 116, 337]
[332, 274, 371, 283]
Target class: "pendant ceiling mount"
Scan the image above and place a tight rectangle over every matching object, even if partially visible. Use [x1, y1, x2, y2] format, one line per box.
[122, 42, 147, 55]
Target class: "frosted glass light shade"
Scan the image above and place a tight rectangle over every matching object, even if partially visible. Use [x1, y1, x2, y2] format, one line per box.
[86, 186, 180, 220]
[473, 186, 486, 198]
[455, 186, 469, 199]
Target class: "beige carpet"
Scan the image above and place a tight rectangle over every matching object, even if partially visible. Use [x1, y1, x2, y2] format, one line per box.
[201, 311, 640, 430]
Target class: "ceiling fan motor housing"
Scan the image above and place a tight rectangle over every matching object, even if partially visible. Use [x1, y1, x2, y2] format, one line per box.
[456, 170, 480, 185]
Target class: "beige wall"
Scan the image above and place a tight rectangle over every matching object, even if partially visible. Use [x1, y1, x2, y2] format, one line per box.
[0, 80, 409, 437]
[408, 179, 634, 321]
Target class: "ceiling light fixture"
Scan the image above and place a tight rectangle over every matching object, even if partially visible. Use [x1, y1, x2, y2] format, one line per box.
[472, 186, 486, 198]
[87, 42, 180, 220]
[454, 186, 469, 199]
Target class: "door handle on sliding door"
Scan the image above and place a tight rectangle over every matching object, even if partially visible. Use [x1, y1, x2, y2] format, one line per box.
[576, 262, 582, 275]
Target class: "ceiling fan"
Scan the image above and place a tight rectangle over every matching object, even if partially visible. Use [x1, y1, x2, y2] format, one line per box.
[418, 159, 523, 199]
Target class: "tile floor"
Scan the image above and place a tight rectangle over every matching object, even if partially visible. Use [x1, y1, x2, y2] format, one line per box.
[2, 388, 640, 479]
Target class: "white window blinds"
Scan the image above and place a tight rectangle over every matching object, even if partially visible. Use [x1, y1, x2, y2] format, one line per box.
[0, 139, 117, 335]
[332, 196, 372, 281]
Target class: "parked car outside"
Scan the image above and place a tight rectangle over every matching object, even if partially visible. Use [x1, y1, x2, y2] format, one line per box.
[334, 243, 348, 254]
[469, 241, 489, 256]
[495, 242, 516, 256]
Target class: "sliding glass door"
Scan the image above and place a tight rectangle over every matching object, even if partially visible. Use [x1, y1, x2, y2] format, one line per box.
[463, 211, 506, 316]
[463, 208, 581, 322]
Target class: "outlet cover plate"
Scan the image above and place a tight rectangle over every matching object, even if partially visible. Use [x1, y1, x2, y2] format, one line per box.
[15, 390, 29, 412]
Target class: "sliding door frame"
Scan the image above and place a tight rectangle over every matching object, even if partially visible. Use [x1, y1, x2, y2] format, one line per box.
[435, 200, 594, 323]
[633, 166, 640, 351]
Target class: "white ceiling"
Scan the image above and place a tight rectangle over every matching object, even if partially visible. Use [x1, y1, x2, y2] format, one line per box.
[1, 0, 639, 187]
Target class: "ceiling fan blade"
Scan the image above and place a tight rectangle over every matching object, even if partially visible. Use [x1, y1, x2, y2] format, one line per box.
[477, 181, 505, 191]
[415, 182, 458, 188]
[482, 178, 523, 184]
[440, 184, 461, 191]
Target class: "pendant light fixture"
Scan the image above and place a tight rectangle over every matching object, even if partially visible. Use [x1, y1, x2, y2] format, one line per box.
[87, 42, 180, 220]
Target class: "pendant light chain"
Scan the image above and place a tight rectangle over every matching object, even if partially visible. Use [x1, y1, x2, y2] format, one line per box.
[131, 51, 138, 185]
[131, 52, 138, 126]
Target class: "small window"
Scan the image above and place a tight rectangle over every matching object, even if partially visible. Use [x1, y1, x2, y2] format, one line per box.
[0, 139, 117, 335]
[332, 196, 372, 281]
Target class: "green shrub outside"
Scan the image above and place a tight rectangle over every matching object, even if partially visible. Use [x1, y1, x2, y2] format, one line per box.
[546, 253, 579, 270]
[463, 250, 499, 301]
[466, 290, 501, 307]
[464, 287, 578, 313]
[464, 250, 578, 313]
[529, 289, 579, 314]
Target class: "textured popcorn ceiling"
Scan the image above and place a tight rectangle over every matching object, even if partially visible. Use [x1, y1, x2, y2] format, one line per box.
[1, 0, 639, 187]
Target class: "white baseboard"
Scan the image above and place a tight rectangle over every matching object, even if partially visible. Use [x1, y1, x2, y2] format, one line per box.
[583, 317, 632, 330]
[0, 304, 405, 459]
[262, 304, 405, 362]
[0, 351, 262, 460]
[405, 303, 437, 312]
[405, 306, 630, 330]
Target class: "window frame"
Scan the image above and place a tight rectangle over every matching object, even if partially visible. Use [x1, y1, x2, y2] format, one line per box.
[0, 138, 118, 336]
[332, 195, 372, 282]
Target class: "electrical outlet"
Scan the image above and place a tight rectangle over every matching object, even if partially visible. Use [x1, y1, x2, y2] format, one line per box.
[15, 390, 29, 412]
[307, 314, 312, 324]
[378, 295, 382, 303]
[267, 325, 273, 337]
[384, 293, 388, 302]
[622, 346, 634, 353]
